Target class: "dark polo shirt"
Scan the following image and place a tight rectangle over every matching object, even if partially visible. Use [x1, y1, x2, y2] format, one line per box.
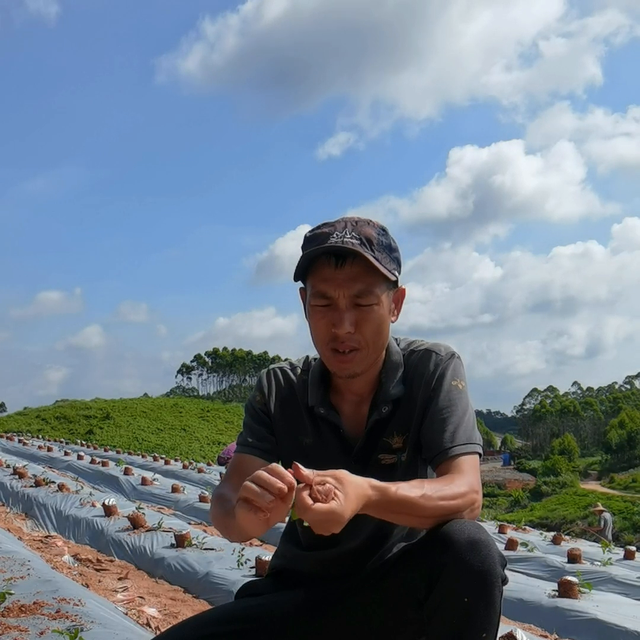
[235, 336, 482, 580]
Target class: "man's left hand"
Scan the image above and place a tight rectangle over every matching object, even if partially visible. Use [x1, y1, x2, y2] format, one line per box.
[290, 462, 372, 536]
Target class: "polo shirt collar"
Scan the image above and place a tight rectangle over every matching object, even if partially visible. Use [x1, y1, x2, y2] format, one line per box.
[308, 337, 405, 408]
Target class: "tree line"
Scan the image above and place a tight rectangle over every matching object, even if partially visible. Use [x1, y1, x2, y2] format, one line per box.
[511, 373, 640, 472]
[168, 347, 285, 402]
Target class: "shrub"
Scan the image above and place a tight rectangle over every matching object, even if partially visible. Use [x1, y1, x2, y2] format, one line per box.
[539, 455, 573, 478]
[515, 459, 542, 477]
[549, 433, 580, 463]
[531, 473, 580, 498]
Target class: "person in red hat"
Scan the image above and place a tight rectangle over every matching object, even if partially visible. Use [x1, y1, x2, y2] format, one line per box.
[156, 217, 507, 640]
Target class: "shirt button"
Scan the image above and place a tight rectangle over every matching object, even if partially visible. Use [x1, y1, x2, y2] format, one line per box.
[381, 405, 390, 413]
[318, 408, 326, 414]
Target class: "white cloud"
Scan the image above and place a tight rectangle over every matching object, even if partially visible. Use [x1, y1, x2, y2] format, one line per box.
[56, 324, 107, 351]
[23, 0, 60, 26]
[350, 139, 617, 242]
[116, 300, 150, 323]
[251, 224, 311, 283]
[10, 287, 83, 319]
[157, 0, 638, 156]
[186, 307, 306, 357]
[316, 132, 360, 160]
[156, 324, 168, 337]
[527, 101, 640, 173]
[398, 217, 640, 335]
[392, 217, 640, 393]
[36, 365, 70, 396]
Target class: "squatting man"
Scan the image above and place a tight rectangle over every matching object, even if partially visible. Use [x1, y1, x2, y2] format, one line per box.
[156, 217, 508, 640]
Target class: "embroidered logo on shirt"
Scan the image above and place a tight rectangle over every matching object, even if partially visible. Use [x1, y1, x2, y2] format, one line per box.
[378, 432, 408, 465]
[451, 378, 465, 390]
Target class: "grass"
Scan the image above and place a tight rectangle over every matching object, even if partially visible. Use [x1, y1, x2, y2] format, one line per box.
[603, 470, 640, 494]
[0, 397, 243, 462]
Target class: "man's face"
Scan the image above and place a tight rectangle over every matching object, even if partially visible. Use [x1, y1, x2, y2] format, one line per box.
[300, 255, 406, 380]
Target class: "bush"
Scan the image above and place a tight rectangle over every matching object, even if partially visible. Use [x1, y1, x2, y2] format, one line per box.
[539, 455, 573, 478]
[531, 473, 580, 498]
[483, 484, 509, 498]
[604, 470, 640, 494]
[500, 433, 518, 452]
[549, 433, 580, 463]
[515, 459, 542, 477]
[508, 487, 530, 509]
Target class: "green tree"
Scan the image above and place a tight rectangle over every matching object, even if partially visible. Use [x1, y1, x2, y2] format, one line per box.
[603, 408, 640, 471]
[173, 347, 285, 404]
[499, 433, 517, 452]
[0, 401, 6, 415]
[513, 372, 640, 458]
[549, 433, 580, 463]
[477, 418, 498, 450]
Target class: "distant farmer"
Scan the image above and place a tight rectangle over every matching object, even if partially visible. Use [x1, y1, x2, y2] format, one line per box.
[156, 217, 507, 640]
[217, 441, 237, 467]
[587, 502, 614, 543]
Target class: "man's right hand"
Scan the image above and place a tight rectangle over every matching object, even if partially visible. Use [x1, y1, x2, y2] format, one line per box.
[234, 463, 297, 536]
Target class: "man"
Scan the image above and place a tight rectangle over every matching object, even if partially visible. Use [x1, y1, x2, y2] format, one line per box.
[156, 217, 507, 640]
[587, 502, 614, 543]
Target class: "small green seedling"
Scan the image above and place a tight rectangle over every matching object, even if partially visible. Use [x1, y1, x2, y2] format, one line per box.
[234, 546, 252, 569]
[184, 534, 207, 550]
[520, 541, 538, 553]
[0, 586, 15, 606]
[115, 459, 125, 468]
[153, 517, 165, 531]
[600, 540, 615, 566]
[53, 629, 85, 640]
[575, 570, 593, 594]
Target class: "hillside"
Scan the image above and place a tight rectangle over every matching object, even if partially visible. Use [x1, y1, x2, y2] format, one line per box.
[0, 397, 243, 462]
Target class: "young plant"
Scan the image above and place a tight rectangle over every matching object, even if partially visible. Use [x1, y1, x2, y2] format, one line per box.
[53, 629, 85, 640]
[600, 540, 615, 566]
[152, 517, 165, 531]
[234, 546, 252, 569]
[115, 459, 125, 468]
[191, 534, 207, 550]
[519, 540, 538, 553]
[0, 583, 15, 606]
[575, 570, 593, 594]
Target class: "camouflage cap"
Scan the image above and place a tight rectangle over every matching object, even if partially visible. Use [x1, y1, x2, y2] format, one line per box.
[293, 216, 401, 283]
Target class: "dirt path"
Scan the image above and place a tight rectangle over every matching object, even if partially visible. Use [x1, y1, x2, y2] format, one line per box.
[0, 505, 210, 635]
[579, 481, 639, 497]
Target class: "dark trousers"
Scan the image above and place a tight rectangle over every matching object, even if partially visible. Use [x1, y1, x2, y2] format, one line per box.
[155, 519, 508, 640]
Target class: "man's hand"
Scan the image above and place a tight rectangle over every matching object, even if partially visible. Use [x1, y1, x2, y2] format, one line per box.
[234, 463, 297, 537]
[291, 462, 371, 536]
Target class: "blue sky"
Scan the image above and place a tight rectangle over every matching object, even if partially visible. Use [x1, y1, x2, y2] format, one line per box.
[2, 0, 640, 413]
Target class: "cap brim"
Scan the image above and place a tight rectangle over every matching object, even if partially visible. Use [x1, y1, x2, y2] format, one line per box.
[293, 245, 398, 283]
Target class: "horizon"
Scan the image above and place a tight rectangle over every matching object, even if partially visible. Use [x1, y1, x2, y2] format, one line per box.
[2, 0, 640, 414]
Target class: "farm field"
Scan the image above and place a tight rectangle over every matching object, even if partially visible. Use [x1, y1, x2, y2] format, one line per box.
[0, 397, 243, 462]
[2, 433, 640, 639]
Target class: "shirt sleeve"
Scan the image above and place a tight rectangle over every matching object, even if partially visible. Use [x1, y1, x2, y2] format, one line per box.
[234, 372, 280, 464]
[420, 351, 483, 472]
